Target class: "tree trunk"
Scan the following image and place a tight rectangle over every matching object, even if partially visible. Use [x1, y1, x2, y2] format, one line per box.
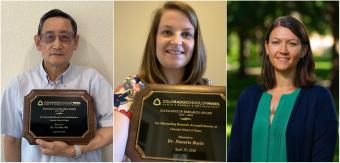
[329, 37, 338, 97]
[328, 3, 339, 97]
[237, 33, 246, 77]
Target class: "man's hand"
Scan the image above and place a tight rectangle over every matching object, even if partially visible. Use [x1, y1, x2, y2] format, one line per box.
[35, 127, 112, 158]
[36, 139, 75, 157]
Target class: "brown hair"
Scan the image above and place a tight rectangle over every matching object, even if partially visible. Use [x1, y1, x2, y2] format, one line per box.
[260, 16, 316, 89]
[139, 1, 208, 85]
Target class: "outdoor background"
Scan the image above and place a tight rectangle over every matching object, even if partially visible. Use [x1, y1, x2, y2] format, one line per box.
[226, 1, 339, 161]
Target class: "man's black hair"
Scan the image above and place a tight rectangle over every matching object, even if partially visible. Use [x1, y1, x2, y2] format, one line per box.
[38, 9, 77, 35]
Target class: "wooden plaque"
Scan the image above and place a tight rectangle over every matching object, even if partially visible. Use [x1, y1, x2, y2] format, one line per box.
[126, 84, 226, 161]
[23, 89, 96, 145]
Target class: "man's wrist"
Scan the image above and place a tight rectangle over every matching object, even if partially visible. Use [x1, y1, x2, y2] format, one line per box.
[73, 145, 82, 159]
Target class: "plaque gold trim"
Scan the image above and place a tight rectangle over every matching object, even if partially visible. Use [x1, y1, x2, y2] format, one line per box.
[23, 89, 96, 145]
[125, 84, 226, 161]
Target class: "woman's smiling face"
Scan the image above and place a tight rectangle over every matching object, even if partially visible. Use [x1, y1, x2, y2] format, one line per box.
[265, 26, 305, 73]
[156, 9, 195, 71]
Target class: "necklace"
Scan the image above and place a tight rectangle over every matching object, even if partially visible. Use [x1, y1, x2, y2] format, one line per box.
[270, 107, 276, 116]
[268, 86, 296, 116]
[270, 106, 276, 124]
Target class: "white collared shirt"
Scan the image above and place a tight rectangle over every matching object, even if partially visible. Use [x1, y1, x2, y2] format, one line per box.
[1, 62, 113, 162]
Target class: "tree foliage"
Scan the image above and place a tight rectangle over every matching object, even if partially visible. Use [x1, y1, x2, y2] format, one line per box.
[227, 1, 339, 89]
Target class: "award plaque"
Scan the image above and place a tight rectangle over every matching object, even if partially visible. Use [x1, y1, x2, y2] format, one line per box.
[126, 84, 226, 161]
[23, 89, 95, 145]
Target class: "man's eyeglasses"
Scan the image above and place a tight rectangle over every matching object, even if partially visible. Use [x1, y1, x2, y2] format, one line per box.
[39, 33, 75, 44]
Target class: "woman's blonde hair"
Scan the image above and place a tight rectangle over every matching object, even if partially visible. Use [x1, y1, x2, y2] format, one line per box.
[139, 1, 208, 85]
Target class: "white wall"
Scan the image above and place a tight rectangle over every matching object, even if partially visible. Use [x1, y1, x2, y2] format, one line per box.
[114, 1, 226, 87]
[0, 1, 113, 161]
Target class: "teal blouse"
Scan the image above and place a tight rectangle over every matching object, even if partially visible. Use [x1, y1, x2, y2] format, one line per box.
[251, 88, 301, 162]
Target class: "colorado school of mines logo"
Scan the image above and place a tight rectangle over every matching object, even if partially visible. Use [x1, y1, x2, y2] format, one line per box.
[37, 100, 43, 106]
[153, 98, 161, 106]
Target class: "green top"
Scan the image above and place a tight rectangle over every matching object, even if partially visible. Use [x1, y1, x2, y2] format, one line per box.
[251, 88, 301, 162]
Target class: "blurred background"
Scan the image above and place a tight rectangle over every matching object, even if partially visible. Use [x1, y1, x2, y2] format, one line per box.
[226, 1, 339, 161]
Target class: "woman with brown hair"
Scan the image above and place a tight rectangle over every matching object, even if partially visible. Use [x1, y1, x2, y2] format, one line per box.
[114, 1, 209, 161]
[228, 16, 338, 161]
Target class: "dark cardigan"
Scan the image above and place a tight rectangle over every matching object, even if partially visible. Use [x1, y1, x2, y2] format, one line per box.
[227, 84, 338, 161]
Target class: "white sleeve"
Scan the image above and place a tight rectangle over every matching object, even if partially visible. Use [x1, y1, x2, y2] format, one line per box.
[90, 71, 113, 128]
[113, 111, 130, 161]
[1, 78, 22, 138]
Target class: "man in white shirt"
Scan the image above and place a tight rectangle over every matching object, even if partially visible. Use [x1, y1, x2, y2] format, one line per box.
[1, 9, 113, 161]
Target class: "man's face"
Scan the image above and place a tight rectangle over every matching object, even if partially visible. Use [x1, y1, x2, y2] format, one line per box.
[35, 17, 79, 68]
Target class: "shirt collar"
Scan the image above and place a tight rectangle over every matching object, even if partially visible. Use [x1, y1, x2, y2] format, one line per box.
[38, 61, 73, 87]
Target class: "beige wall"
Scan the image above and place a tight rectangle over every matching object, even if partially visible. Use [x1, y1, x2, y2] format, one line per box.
[114, 1, 226, 87]
[0, 1, 113, 161]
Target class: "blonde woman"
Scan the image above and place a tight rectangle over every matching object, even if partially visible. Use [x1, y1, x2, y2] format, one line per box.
[114, 1, 210, 161]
